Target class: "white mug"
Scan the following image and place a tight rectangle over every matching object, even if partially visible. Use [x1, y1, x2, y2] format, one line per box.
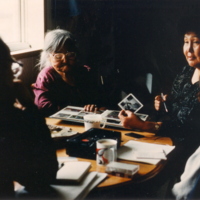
[83, 114, 106, 131]
[96, 139, 117, 166]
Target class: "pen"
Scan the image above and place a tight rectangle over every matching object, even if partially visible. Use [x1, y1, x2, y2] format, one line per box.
[163, 149, 167, 160]
[161, 93, 168, 112]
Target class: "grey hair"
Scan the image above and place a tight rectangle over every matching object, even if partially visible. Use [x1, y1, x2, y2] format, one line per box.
[38, 29, 76, 70]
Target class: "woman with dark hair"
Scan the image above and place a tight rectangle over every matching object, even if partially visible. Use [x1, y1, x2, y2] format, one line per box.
[119, 15, 200, 148]
[118, 15, 200, 199]
[33, 29, 105, 117]
[0, 37, 58, 197]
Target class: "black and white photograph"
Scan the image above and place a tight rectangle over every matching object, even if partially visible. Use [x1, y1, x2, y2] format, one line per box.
[135, 113, 149, 121]
[69, 114, 84, 120]
[63, 106, 83, 114]
[103, 110, 120, 120]
[78, 111, 91, 116]
[106, 119, 121, 125]
[118, 93, 143, 113]
[55, 113, 71, 119]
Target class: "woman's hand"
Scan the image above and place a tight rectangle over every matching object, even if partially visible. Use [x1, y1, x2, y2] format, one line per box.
[84, 104, 98, 112]
[154, 94, 167, 111]
[118, 110, 144, 129]
[83, 105, 106, 112]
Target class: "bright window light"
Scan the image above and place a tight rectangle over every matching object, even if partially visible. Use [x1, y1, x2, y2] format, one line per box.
[0, 0, 21, 43]
[0, 0, 44, 52]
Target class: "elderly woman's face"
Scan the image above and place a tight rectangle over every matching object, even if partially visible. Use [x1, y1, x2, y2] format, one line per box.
[183, 32, 200, 68]
[49, 45, 76, 73]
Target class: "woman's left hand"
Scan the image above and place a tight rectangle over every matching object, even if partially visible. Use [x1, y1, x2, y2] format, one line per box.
[84, 104, 98, 112]
[118, 110, 144, 129]
[154, 94, 168, 111]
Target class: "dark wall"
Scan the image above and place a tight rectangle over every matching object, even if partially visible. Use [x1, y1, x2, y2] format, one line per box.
[51, 0, 200, 109]
[114, 0, 200, 93]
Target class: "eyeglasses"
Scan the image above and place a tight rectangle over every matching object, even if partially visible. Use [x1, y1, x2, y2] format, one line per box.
[51, 52, 76, 61]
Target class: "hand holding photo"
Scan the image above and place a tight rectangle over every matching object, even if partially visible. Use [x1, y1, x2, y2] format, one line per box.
[118, 93, 143, 113]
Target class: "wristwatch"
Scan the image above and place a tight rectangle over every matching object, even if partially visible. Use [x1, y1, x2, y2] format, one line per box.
[155, 122, 160, 131]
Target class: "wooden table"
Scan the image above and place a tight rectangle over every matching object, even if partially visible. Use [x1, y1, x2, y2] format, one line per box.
[46, 118, 173, 189]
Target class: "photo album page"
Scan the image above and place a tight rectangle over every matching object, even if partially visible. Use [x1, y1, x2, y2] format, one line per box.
[50, 93, 148, 128]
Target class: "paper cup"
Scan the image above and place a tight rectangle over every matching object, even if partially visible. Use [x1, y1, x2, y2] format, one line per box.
[84, 114, 106, 131]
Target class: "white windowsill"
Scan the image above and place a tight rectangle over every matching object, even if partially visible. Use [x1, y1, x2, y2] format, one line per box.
[11, 48, 42, 60]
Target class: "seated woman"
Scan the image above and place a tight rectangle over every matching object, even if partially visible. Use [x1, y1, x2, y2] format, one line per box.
[0, 38, 58, 197]
[119, 15, 200, 147]
[118, 15, 200, 198]
[33, 29, 105, 117]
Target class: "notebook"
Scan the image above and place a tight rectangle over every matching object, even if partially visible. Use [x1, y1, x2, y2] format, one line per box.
[52, 172, 107, 200]
[56, 161, 91, 183]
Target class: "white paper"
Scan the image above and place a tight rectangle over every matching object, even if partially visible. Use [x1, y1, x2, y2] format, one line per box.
[135, 151, 167, 160]
[57, 157, 78, 168]
[81, 172, 107, 200]
[56, 161, 91, 182]
[117, 140, 175, 165]
[51, 172, 107, 200]
[51, 172, 98, 200]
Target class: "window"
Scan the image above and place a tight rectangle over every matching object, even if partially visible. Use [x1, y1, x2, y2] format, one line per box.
[0, 0, 44, 52]
[0, 0, 21, 45]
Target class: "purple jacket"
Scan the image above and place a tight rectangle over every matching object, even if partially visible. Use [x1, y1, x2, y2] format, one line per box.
[33, 66, 99, 116]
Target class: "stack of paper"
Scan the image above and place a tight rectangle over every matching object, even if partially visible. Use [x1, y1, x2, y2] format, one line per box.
[51, 172, 107, 200]
[117, 140, 175, 165]
[53, 160, 108, 199]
